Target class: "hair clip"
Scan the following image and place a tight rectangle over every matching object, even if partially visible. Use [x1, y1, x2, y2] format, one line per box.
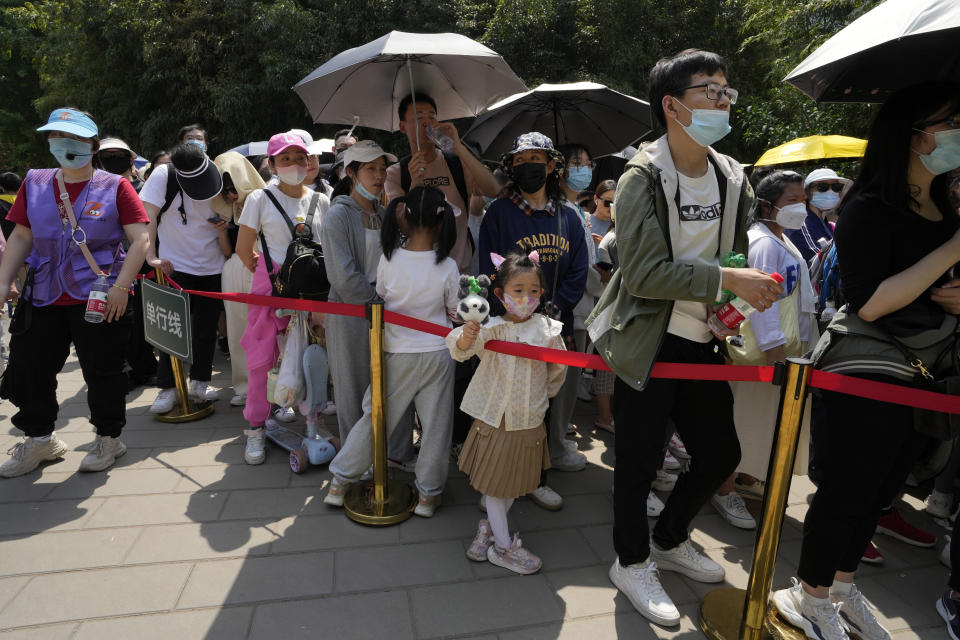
[527, 250, 540, 264]
[490, 252, 506, 268]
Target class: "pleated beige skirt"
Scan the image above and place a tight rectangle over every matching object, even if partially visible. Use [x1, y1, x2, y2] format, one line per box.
[458, 419, 551, 499]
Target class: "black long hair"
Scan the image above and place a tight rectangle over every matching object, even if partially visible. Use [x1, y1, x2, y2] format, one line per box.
[381, 186, 457, 264]
[330, 160, 362, 199]
[846, 82, 960, 215]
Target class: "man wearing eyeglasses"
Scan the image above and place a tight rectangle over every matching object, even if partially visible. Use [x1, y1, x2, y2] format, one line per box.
[586, 49, 783, 626]
[786, 168, 851, 263]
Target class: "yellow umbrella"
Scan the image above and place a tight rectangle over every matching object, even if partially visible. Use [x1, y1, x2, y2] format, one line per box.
[755, 135, 867, 167]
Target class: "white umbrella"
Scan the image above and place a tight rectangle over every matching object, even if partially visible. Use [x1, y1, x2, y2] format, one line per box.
[785, 0, 960, 102]
[293, 31, 528, 134]
[461, 82, 653, 160]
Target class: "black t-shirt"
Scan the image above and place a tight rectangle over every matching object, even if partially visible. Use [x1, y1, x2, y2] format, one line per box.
[836, 192, 959, 336]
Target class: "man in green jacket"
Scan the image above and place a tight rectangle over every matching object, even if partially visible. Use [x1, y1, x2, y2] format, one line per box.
[586, 49, 783, 626]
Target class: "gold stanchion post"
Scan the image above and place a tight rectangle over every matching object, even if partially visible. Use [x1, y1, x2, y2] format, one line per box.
[343, 302, 416, 525]
[153, 268, 215, 423]
[700, 357, 812, 640]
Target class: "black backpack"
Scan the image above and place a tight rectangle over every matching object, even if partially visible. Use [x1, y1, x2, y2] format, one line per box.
[260, 190, 330, 301]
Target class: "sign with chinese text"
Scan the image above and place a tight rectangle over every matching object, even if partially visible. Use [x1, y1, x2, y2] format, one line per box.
[141, 279, 192, 364]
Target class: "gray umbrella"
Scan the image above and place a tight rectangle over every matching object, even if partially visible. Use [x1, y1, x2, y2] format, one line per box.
[292, 31, 528, 133]
[785, 0, 960, 103]
[461, 82, 653, 160]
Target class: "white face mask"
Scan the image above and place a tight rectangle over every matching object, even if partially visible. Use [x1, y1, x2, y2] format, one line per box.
[761, 202, 807, 230]
[276, 164, 307, 186]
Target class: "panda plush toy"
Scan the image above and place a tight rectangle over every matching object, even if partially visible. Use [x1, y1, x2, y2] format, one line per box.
[456, 275, 491, 325]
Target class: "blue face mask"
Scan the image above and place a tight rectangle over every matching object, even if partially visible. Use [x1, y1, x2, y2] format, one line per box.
[810, 191, 840, 211]
[566, 166, 592, 192]
[914, 128, 960, 175]
[673, 99, 732, 147]
[185, 139, 207, 153]
[355, 180, 380, 201]
[49, 137, 93, 169]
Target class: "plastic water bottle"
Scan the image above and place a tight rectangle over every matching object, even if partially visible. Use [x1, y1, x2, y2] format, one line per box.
[84, 275, 109, 323]
[707, 272, 784, 334]
[424, 125, 454, 152]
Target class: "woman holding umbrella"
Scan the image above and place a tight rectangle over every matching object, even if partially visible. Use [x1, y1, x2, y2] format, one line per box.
[773, 82, 960, 640]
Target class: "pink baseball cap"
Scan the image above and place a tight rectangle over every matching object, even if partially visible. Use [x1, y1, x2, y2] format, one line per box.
[267, 132, 308, 157]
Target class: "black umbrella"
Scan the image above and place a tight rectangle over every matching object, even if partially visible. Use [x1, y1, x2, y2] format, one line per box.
[785, 0, 960, 103]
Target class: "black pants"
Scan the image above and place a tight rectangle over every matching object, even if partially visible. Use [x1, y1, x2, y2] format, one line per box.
[7, 302, 132, 438]
[798, 383, 925, 587]
[452, 357, 478, 445]
[156, 272, 222, 387]
[613, 334, 741, 565]
[125, 279, 158, 381]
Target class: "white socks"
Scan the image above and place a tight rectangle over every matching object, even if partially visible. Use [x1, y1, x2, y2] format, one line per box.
[830, 581, 854, 597]
[32, 435, 52, 443]
[485, 495, 514, 549]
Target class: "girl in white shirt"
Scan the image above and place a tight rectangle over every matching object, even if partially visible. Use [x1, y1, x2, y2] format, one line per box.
[447, 253, 567, 575]
[324, 186, 459, 517]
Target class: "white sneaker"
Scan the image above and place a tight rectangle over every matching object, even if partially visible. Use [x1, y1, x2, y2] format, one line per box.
[662, 451, 682, 471]
[320, 401, 337, 416]
[926, 489, 954, 519]
[608, 557, 680, 626]
[712, 492, 757, 529]
[552, 450, 587, 472]
[832, 584, 891, 640]
[273, 406, 296, 423]
[650, 539, 724, 583]
[529, 485, 563, 510]
[243, 428, 266, 465]
[652, 470, 677, 492]
[150, 388, 177, 414]
[942, 535, 952, 569]
[188, 380, 218, 401]
[772, 578, 850, 640]
[229, 393, 246, 407]
[668, 434, 690, 460]
[324, 477, 350, 507]
[79, 435, 126, 472]
[0, 436, 69, 478]
[647, 491, 665, 517]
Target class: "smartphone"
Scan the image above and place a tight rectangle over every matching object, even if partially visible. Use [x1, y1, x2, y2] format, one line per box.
[207, 215, 224, 223]
[596, 261, 613, 271]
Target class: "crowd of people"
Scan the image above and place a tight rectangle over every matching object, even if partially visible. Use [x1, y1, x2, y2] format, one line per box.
[0, 47, 959, 639]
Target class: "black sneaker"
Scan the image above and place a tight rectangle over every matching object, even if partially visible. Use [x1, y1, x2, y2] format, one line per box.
[938, 590, 960, 640]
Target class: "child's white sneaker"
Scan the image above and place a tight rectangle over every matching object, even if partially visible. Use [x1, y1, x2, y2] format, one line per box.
[608, 557, 680, 626]
[487, 534, 541, 575]
[243, 428, 265, 465]
[466, 519, 494, 561]
[324, 477, 350, 507]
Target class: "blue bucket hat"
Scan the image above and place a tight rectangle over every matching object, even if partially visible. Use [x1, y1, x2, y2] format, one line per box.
[36, 108, 99, 138]
[499, 132, 565, 177]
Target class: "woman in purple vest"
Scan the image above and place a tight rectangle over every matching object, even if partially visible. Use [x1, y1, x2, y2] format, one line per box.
[0, 108, 150, 478]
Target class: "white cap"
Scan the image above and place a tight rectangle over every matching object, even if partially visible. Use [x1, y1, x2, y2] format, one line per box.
[804, 168, 851, 189]
[99, 137, 135, 157]
[287, 129, 314, 147]
[343, 140, 397, 166]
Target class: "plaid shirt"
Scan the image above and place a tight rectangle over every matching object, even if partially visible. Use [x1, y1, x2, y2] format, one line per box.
[510, 190, 558, 216]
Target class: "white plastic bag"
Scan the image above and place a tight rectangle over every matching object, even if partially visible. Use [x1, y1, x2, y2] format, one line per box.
[274, 313, 307, 408]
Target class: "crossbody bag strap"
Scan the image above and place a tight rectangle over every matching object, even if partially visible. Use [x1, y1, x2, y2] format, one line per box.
[55, 169, 107, 277]
[301, 192, 320, 239]
[262, 189, 297, 236]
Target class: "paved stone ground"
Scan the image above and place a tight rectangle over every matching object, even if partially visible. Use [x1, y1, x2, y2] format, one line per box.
[0, 349, 950, 639]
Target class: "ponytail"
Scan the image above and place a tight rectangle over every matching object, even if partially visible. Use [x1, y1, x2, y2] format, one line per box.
[435, 201, 456, 264]
[381, 195, 406, 261]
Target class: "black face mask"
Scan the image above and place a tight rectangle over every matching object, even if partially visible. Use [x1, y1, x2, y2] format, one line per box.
[512, 162, 548, 195]
[100, 155, 131, 175]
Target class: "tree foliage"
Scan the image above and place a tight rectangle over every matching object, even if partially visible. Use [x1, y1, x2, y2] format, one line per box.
[1, 0, 886, 172]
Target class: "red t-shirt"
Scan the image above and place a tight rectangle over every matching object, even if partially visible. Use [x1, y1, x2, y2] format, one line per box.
[8, 174, 149, 303]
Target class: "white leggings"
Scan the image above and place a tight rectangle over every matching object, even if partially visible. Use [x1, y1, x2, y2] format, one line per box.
[486, 496, 514, 549]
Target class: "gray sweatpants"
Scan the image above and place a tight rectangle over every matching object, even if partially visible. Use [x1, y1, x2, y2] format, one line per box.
[548, 329, 586, 463]
[326, 313, 415, 461]
[330, 350, 454, 496]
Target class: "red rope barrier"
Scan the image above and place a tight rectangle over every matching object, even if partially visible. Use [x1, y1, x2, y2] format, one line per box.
[173, 287, 960, 415]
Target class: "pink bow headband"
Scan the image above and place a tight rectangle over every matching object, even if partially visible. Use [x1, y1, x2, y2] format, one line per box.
[490, 251, 539, 268]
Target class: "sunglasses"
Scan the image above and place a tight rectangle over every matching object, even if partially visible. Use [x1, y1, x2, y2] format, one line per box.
[814, 183, 844, 193]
